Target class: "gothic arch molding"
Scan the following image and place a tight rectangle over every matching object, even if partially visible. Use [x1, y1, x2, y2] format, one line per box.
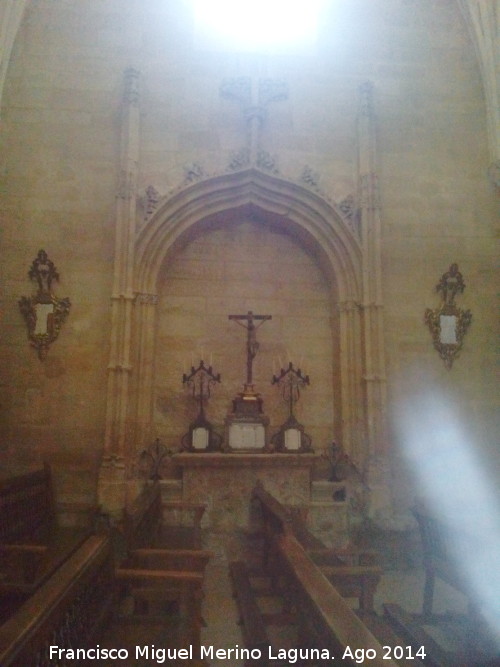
[131, 168, 366, 467]
[136, 169, 362, 299]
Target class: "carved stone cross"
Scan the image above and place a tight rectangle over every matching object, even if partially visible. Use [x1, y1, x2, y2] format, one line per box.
[220, 77, 288, 163]
[229, 310, 272, 387]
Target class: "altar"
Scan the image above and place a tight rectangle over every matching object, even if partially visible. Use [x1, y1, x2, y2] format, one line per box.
[173, 452, 316, 530]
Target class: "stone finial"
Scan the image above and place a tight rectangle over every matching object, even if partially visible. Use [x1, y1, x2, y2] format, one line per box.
[123, 67, 140, 105]
[359, 80, 374, 117]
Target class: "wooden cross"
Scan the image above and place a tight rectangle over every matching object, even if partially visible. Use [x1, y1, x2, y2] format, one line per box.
[229, 310, 272, 386]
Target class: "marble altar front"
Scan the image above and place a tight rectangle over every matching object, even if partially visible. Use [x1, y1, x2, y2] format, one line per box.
[173, 453, 316, 530]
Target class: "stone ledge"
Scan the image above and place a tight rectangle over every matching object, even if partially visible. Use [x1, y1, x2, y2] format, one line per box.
[173, 452, 317, 469]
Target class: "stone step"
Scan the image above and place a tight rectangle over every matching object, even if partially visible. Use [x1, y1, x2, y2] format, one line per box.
[311, 480, 347, 503]
[158, 479, 183, 501]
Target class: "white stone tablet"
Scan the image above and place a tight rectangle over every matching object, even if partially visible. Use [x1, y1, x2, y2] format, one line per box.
[228, 423, 265, 450]
[192, 427, 209, 450]
[285, 428, 301, 451]
[440, 315, 457, 344]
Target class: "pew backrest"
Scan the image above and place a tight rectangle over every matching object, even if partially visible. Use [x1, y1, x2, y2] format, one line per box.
[123, 481, 162, 549]
[412, 503, 478, 615]
[276, 532, 399, 667]
[0, 466, 55, 544]
[0, 466, 95, 605]
[0, 535, 113, 667]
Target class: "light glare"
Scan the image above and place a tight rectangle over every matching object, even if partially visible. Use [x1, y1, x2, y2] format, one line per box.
[193, 0, 326, 52]
[395, 393, 500, 645]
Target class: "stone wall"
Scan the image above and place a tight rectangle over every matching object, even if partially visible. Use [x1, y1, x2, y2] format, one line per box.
[0, 0, 497, 514]
[155, 219, 335, 454]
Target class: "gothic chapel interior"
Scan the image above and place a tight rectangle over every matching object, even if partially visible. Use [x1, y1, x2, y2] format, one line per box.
[0, 0, 499, 662]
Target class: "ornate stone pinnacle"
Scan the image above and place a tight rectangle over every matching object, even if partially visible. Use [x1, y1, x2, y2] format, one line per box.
[123, 68, 140, 105]
[359, 80, 374, 117]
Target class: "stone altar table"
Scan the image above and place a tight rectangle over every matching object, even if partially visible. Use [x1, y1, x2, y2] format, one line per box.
[173, 453, 316, 530]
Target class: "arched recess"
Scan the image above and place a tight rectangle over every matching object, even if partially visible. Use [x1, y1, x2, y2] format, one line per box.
[131, 168, 366, 466]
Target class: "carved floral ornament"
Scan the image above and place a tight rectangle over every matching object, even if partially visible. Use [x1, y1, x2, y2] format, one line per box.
[424, 264, 472, 369]
[18, 250, 71, 360]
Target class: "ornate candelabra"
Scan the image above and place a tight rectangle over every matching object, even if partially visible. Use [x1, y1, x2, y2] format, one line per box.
[271, 361, 312, 453]
[140, 438, 172, 480]
[181, 360, 222, 451]
[272, 361, 310, 419]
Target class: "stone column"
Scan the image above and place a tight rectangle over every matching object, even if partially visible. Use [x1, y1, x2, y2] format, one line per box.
[458, 1, 500, 191]
[134, 292, 159, 453]
[0, 0, 28, 115]
[98, 68, 141, 517]
[337, 299, 364, 465]
[356, 82, 394, 525]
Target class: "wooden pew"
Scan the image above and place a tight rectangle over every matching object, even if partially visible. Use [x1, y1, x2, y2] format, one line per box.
[229, 560, 271, 665]
[0, 534, 114, 667]
[118, 481, 211, 658]
[412, 502, 477, 618]
[275, 532, 419, 666]
[0, 534, 209, 667]
[252, 482, 382, 611]
[123, 481, 206, 550]
[0, 465, 96, 618]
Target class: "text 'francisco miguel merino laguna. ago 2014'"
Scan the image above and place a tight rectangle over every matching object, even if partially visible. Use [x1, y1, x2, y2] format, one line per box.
[49, 644, 427, 664]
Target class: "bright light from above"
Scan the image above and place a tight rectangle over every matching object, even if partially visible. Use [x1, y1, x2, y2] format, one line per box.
[193, 0, 326, 53]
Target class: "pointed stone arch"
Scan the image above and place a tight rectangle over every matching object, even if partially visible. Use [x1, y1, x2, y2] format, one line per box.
[131, 168, 366, 467]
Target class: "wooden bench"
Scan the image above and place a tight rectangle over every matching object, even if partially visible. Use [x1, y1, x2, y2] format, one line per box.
[413, 502, 477, 618]
[274, 532, 406, 666]
[0, 533, 209, 666]
[252, 482, 382, 612]
[0, 465, 96, 619]
[123, 481, 206, 550]
[118, 481, 211, 655]
[0, 534, 114, 667]
[229, 560, 271, 664]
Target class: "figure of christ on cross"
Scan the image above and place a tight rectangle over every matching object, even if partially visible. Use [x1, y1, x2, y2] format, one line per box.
[228, 310, 272, 389]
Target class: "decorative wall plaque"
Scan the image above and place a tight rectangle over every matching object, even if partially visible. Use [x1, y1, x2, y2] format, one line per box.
[424, 264, 472, 369]
[18, 250, 71, 360]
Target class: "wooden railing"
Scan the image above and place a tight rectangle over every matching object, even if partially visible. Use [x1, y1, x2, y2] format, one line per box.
[0, 534, 114, 667]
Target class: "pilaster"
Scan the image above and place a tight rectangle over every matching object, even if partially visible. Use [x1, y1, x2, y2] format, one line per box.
[356, 82, 393, 525]
[99, 68, 141, 511]
[357, 82, 388, 457]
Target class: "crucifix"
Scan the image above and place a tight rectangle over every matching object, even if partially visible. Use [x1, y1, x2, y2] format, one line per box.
[229, 310, 272, 389]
